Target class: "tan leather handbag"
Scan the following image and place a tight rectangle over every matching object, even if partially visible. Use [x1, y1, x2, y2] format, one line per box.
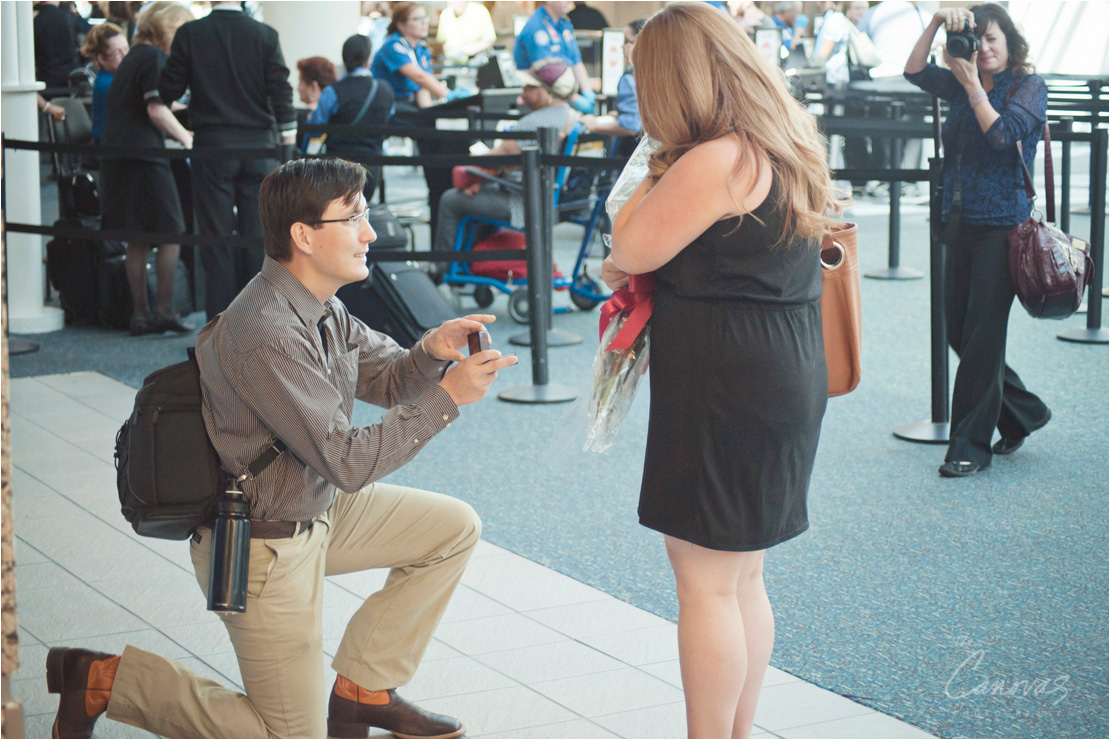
[821, 223, 862, 397]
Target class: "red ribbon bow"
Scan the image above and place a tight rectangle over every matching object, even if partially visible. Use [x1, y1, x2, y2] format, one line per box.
[599, 273, 656, 351]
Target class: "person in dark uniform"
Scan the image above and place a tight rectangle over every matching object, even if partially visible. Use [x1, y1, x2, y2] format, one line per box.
[33, 0, 80, 91]
[100, 2, 195, 335]
[305, 34, 395, 203]
[601, 4, 839, 736]
[568, 1, 609, 31]
[158, 0, 297, 320]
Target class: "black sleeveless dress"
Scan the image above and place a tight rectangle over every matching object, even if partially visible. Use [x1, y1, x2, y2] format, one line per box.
[638, 176, 828, 551]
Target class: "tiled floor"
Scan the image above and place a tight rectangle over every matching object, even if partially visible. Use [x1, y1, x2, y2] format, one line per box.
[7, 372, 935, 739]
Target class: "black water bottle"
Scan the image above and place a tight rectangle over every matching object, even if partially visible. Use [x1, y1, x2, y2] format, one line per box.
[207, 482, 251, 614]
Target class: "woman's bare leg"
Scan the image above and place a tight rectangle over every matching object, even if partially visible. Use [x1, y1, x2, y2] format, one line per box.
[732, 552, 772, 739]
[665, 536, 769, 739]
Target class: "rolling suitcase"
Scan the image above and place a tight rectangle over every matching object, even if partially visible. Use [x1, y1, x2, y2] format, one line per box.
[338, 206, 455, 347]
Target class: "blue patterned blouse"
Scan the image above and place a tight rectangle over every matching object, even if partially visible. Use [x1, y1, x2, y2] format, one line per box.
[905, 65, 1047, 226]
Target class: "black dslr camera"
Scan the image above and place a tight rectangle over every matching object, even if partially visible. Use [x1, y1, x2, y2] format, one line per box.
[947, 20, 981, 60]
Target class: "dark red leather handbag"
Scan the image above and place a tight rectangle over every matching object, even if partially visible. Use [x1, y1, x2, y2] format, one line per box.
[1007, 124, 1093, 319]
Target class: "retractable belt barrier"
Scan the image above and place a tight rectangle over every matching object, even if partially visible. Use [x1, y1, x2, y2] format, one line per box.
[1, 123, 636, 404]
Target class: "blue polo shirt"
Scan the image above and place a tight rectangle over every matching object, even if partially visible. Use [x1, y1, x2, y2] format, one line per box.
[370, 32, 432, 99]
[513, 7, 581, 70]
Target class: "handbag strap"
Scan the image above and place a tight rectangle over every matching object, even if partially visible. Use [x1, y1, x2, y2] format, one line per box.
[1008, 77, 1054, 224]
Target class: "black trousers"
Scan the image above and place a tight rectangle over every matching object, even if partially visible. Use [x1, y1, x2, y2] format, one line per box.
[943, 215, 1050, 466]
[192, 129, 277, 318]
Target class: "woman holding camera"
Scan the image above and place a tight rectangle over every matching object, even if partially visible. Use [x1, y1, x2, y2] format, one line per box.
[905, 3, 1051, 478]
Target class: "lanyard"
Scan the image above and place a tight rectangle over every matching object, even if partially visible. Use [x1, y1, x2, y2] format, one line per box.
[400, 36, 423, 70]
[542, 15, 562, 49]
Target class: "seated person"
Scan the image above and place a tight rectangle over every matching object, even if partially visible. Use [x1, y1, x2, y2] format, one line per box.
[305, 35, 394, 202]
[371, 1, 471, 241]
[436, 0, 497, 66]
[370, 1, 448, 112]
[433, 57, 580, 254]
[45, 157, 518, 740]
[296, 55, 337, 112]
[578, 19, 644, 158]
[513, 1, 595, 114]
[80, 21, 129, 142]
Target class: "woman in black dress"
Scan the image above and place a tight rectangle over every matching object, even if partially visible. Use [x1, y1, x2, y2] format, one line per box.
[601, 4, 841, 736]
[100, 1, 194, 335]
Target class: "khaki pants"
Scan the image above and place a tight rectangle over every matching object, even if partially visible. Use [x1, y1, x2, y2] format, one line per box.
[106, 483, 481, 738]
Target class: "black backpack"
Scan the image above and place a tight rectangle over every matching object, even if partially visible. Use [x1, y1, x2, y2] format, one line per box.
[114, 348, 285, 540]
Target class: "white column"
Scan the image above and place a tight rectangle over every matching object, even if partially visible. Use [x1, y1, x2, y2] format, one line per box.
[1, 1, 65, 334]
[259, 2, 361, 99]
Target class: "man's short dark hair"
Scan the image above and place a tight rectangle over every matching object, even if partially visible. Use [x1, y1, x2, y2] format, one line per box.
[342, 34, 372, 73]
[259, 158, 367, 261]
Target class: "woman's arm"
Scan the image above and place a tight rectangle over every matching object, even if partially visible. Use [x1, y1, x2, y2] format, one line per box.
[146, 101, 193, 148]
[905, 17, 942, 74]
[943, 50, 1001, 133]
[610, 137, 763, 275]
[580, 114, 637, 138]
[398, 63, 449, 101]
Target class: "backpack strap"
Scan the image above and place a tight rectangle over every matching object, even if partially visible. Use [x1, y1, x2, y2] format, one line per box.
[244, 440, 288, 479]
[349, 78, 381, 127]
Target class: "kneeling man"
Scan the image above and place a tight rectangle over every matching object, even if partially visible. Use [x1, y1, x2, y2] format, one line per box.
[47, 157, 517, 739]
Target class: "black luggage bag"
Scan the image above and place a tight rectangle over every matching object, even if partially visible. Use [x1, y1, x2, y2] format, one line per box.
[337, 206, 456, 347]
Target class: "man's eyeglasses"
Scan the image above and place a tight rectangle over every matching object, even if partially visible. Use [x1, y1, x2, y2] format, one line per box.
[310, 207, 371, 227]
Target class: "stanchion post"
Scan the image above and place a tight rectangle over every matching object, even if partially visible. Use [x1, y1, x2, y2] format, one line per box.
[1058, 125, 1109, 344]
[510, 127, 582, 347]
[498, 145, 578, 403]
[0, 137, 41, 355]
[894, 155, 949, 443]
[1060, 117, 1072, 234]
[865, 102, 922, 280]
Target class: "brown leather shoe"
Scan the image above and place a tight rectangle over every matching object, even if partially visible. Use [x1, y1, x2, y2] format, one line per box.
[46, 647, 118, 739]
[328, 682, 465, 739]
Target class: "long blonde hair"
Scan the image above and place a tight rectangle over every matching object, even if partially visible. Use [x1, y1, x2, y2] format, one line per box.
[634, 2, 843, 243]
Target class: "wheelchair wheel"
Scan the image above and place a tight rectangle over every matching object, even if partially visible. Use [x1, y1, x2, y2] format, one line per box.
[508, 288, 530, 324]
[473, 285, 494, 308]
[569, 276, 601, 311]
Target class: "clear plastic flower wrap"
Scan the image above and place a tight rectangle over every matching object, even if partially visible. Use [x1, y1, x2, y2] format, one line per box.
[563, 137, 661, 453]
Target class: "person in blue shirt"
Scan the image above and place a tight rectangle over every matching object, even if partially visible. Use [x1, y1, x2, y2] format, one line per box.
[79, 21, 129, 141]
[905, 3, 1051, 479]
[513, 1, 595, 113]
[579, 19, 644, 159]
[370, 1, 448, 109]
[306, 35, 395, 203]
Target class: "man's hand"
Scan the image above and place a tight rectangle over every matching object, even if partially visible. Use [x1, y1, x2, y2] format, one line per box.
[438, 350, 518, 406]
[601, 255, 629, 291]
[424, 314, 497, 362]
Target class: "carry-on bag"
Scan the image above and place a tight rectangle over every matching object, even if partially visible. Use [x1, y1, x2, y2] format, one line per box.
[338, 261, 456, 348]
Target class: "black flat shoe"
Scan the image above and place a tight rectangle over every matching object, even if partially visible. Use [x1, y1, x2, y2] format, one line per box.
[992, 409, 1052, 456]
[939, 461, 985, 478]
[152, 313, 194, 334]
